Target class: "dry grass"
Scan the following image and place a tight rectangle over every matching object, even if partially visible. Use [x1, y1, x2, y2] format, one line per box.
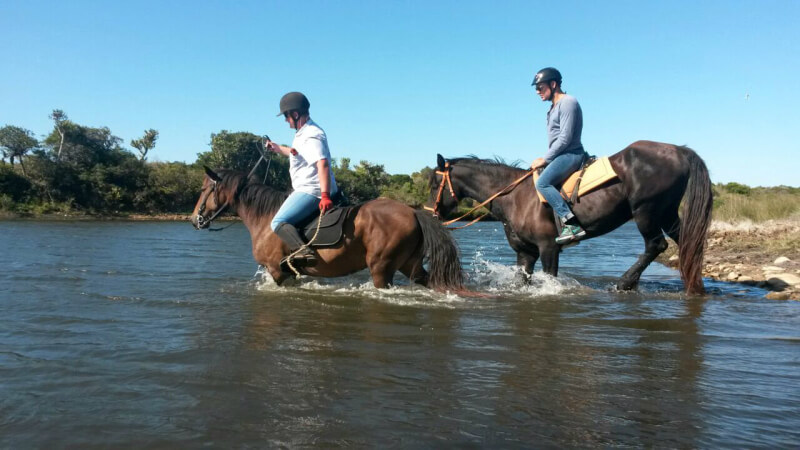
[712, 184, 800, 222]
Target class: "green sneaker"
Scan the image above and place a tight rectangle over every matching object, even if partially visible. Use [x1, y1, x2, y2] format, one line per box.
[555, 224, 586, 244]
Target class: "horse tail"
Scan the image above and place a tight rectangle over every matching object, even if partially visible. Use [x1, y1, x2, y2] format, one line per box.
[413, 210, 465, 292]
[678, 147, 713, 295]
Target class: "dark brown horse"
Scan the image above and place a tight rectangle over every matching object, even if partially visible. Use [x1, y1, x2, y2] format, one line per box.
[429, 140, 712, 294]
[192, 167, 464, 290]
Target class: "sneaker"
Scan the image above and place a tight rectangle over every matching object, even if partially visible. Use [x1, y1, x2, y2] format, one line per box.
[555, 224, 586, 244]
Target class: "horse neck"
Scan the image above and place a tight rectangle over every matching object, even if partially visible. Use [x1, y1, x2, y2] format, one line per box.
[452, 164, 530, 221]
[453, 164, 525, 202]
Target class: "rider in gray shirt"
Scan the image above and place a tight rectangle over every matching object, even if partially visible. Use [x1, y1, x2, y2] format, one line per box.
[530, 67, 588, 244]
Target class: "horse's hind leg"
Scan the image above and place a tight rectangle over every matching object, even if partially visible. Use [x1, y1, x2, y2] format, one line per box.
[618, 211, 669, 291]
[400, 257, 428, 286]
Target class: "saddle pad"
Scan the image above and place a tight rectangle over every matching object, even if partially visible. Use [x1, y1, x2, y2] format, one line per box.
[300, 206, 352, 247]
[534, 157, 618, 204]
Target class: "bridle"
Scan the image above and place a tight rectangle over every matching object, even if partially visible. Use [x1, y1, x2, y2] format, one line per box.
[423, 161, 458, 219]
[195, 180, 230, 229]
[426, 161, 533, 229]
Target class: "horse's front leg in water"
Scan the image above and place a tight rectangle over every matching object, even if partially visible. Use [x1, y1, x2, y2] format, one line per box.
[516, 251, 538, 283]
[539, 244, 560, 277]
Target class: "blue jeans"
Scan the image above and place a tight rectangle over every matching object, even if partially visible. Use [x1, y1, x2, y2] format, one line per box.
[535, 152, 585, 221]
[271, 191, 320, 231]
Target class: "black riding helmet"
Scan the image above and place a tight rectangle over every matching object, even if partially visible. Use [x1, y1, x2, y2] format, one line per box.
[277, 92, 310, 117]
[532, 67, 562, 86]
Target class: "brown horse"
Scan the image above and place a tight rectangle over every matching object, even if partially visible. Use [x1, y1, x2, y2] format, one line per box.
[191, 167, 464, 290]
[429, 140, 712, 294]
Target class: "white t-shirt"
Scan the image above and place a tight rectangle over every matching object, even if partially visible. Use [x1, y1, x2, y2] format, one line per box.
[289, 118, 338, 197]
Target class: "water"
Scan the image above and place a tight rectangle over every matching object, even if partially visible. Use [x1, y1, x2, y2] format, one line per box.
[1, 220, 798, 448]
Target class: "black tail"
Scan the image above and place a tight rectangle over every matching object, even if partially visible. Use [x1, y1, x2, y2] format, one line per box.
[678, 147, 713, 295]
[413, 210, 464, 291]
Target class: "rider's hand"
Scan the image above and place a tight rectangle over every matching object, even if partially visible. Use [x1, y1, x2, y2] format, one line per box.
[530, 158, 546, 170]
[319, 192, 333, 214]
[265, 140, 278, 153]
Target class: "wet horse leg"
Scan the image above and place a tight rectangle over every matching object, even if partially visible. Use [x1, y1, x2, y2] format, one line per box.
[618, 211, 668, 290]
[516, 250, 539, 283]
[400, 254, 428, 286]
[539, 243, 560, 277]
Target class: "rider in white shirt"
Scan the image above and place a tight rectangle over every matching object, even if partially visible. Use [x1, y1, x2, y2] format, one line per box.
[266, 92, 339, 267]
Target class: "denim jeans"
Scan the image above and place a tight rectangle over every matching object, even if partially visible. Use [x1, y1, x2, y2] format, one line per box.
[271, 191, 320, 231]
[534, 152, 585, 221]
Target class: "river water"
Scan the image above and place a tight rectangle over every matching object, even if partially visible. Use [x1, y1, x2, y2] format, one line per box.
[1, 220, 798, 448]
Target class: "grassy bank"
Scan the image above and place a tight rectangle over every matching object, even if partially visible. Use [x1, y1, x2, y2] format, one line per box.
[712, 183, 800, 222]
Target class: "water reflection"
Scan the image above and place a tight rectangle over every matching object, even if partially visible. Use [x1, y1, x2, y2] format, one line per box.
[1, 221, 799, 447]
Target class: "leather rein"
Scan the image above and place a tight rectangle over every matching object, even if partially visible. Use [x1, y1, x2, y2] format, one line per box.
[425, 163, 533, 230]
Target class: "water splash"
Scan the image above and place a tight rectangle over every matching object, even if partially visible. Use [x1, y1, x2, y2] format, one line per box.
[467, 250, 583, 297]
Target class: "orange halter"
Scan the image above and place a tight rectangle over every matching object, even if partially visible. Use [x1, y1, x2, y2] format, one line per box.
[423, 162, 457, 218]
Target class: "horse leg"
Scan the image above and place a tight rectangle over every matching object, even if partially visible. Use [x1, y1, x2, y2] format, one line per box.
[400, 257, 428, 286]
[661, 210, 681, 244]
[369, 263, 397, 288]
[515, 250, 539, 283]
[539, 243, 560, 277]
[265, 264, 291, 286]
[617, 213, 669, 290]
[517, 250, 539, 275]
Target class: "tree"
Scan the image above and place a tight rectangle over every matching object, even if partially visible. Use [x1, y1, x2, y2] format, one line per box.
[196, 130, 291, 190]
[333, 159, 390, 204]
[130, 129, 158, 161]
[0, 125, 38, 176]
[49, 109, 68, 161]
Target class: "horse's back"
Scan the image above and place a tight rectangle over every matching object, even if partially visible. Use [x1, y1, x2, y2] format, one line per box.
[352, 197, 419, 237]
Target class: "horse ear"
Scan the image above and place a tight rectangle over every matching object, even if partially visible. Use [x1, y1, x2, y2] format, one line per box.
[436, 154, 446, 171]
[204, 166, 221, 182]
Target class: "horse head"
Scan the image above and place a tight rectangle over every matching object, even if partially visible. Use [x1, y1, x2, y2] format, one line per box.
[191, 166, 240, 229]
[424, 154, 461, 219]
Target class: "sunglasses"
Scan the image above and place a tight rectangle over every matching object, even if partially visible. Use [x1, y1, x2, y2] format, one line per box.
[535, 83, 549, 92]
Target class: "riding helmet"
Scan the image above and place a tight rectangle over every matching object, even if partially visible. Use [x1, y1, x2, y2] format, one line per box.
[277, 92, 310, 117]
[532, 67, 562, 86]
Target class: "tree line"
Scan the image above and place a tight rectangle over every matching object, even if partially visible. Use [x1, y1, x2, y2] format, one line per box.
[0, 110, 434, 215]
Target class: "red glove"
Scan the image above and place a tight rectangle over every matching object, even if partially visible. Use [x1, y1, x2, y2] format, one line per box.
[319, 192, 333, 214]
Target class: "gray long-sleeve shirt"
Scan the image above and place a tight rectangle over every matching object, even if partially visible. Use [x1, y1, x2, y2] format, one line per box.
[543, 94, 583, 162]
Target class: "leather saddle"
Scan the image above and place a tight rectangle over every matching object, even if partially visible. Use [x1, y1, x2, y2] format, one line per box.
[296, 206, 353, 248]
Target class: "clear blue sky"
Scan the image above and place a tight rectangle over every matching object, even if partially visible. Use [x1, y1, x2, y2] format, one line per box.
[2, 0, 798, 186]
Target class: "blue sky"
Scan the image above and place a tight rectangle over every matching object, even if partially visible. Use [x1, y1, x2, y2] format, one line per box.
[2, 0, 798, 186]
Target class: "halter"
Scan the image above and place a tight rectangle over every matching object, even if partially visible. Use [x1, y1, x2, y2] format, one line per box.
[423, 162, 458, 218]
[195, 180, 230, 229]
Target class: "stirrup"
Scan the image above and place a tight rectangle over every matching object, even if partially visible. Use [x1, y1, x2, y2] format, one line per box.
[280, 248, 317, 271]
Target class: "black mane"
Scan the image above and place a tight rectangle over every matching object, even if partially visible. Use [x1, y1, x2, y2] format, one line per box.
[216, 169, 289, 218]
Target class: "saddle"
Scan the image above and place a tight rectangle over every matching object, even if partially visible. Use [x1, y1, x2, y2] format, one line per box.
[296, 206, 353, 248]
[533, 156, 618, 204]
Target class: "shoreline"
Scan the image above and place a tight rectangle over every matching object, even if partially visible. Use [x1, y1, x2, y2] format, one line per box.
[657, 219, 800, 300]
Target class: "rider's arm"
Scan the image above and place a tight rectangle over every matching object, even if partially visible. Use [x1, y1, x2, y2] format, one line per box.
[316, 158, 331, 194]
[266, 141, 296, 157]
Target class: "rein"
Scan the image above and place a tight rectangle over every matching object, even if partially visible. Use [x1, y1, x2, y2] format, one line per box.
[427, 165, 533, 229]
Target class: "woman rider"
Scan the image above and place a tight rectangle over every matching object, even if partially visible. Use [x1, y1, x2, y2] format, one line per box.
[265, 91, 339, 267]
[530, 67, 588, 244]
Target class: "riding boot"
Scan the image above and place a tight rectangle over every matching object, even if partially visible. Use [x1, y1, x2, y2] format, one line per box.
[274, 223, 317, 269]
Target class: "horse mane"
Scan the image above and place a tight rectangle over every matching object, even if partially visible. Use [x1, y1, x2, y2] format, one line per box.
[216, 169, 289, 219]
[447, 155, 527, 175]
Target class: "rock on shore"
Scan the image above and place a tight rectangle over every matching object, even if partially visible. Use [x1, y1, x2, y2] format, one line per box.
[658, 220, 800, 300]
